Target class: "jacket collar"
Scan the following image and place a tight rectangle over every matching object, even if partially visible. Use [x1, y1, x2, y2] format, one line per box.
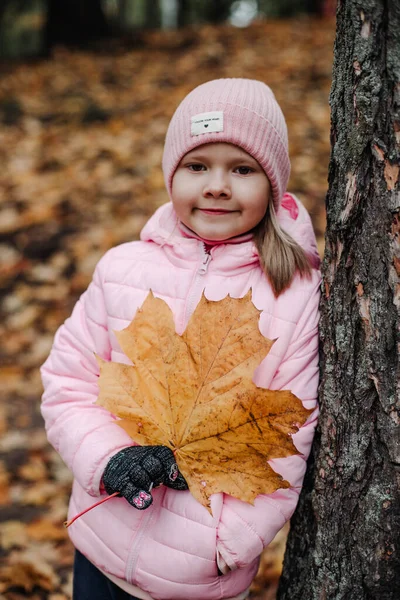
[140, 202, 259, 270]
[177, 221, 253, 248]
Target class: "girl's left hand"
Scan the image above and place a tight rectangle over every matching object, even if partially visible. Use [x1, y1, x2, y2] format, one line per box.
[102, 445, 188, 509]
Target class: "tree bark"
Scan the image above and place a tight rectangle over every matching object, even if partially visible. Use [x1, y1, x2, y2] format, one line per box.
[277, 1, 400, 599]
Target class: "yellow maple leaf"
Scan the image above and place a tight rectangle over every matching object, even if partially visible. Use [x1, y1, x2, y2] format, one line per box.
[96, 291, 312, 512]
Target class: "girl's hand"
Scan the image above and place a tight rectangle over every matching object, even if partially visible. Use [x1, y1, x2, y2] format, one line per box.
[102, 446, 188, 509]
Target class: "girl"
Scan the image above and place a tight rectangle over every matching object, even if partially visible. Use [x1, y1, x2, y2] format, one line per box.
[41, 78, 321, 600]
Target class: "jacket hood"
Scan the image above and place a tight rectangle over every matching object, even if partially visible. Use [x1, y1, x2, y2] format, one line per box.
[140, 194, 320, 269]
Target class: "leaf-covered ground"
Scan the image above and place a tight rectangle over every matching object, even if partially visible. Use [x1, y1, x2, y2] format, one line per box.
[0, 16, 334, 599]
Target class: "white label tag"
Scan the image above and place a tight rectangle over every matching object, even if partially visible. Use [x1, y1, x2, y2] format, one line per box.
[191, 111, 224, 136]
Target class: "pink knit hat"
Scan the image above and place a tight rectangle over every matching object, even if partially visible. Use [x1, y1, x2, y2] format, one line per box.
[162, 78, 290, 210]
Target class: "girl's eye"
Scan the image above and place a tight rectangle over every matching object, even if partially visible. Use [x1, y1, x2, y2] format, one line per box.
[235, 166, 254, 175]
[187, 164, 206, 172]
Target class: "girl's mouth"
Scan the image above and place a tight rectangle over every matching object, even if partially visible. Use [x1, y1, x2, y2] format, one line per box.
[198, 209, 233, 215]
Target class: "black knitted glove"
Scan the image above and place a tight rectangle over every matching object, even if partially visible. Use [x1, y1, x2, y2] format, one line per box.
[102, 446, 188, 510]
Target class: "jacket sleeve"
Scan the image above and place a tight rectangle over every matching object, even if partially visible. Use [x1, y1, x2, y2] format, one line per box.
[40, 251, 134, 497]
[216, 274, 320, 571]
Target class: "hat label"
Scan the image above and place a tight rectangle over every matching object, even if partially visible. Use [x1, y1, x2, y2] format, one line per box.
[191, 111, 224, 136]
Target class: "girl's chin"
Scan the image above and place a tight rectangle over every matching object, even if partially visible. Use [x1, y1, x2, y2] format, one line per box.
[182, 222, 227, 241]
[183, 219, 245, 241]
[195, 227, 232, 241]
[200, 232, 240, 242]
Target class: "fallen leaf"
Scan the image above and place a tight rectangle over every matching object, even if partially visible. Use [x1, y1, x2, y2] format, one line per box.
[0, 460, 10, 506]
[0, 548, 59, 593]
[27, 519, 69, 542]
[97, 291, 312, 511]
[0, 521, 28, 550]
[18, 456, 48, 482]
[21, 481, 62, 506]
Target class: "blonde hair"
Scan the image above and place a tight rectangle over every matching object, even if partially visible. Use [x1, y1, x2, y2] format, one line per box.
[253, 202, 312, 297]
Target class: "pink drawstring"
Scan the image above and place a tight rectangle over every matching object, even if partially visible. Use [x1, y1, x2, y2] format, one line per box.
[64, 492, 120, 528]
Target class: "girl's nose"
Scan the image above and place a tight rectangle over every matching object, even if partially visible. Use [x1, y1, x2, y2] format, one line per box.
[203, 172, 231, 199]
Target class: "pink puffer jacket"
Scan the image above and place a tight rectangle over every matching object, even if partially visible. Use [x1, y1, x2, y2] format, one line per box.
[40, 195, 321, 600]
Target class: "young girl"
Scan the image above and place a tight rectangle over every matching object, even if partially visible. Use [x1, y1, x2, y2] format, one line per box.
[41, 78, 321, 600]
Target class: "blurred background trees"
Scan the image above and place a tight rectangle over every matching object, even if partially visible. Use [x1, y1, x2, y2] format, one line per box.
[0, 0, 336, 59]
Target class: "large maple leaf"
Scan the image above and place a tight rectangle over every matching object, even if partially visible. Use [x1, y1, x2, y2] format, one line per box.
[96, 291, 312, 512]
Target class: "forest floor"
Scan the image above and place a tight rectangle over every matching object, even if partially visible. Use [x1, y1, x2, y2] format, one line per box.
[0, 16, 335, 600]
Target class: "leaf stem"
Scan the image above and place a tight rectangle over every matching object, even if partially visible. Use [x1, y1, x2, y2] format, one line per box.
[63, 492, 120, 528]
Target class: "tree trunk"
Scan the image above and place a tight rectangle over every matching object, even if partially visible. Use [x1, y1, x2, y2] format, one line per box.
[277, 1, 400, 599]
[177, 0, 191, 27]
[176, 0, 233, 27]
[205, 0, 233, 24]
[44, 0, 110, 52]
[304, 0, 323, 14]
[118, 0, 130, 28]
[305, 0, 336, 15]
[145, 0, 162, 29]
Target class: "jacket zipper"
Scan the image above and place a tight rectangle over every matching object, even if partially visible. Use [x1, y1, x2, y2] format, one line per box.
[183, 244, 212, 328]
[126, 246, 211, 582]
[126, 487, 165, 583]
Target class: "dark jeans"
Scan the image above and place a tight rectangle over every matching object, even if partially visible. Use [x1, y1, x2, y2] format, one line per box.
[73, 550, 141, 600]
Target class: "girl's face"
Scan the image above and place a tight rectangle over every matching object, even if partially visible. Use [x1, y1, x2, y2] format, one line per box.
[171, 142, 271, 241]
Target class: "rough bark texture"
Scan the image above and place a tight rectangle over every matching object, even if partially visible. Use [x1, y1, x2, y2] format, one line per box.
[278, 1, 400, 599]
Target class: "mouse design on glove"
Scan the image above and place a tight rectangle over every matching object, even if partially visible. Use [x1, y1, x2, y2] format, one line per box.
[102, 445, 188, 510]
